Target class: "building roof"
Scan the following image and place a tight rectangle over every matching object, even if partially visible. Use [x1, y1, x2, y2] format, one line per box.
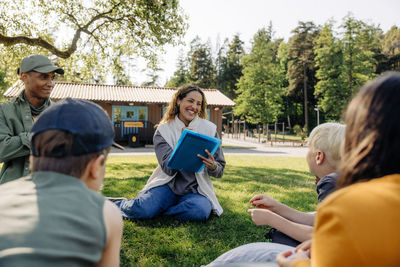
[4, 81, 235, 107]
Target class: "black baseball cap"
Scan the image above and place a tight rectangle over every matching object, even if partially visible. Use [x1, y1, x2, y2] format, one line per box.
[18, 54, 64, 75]
[31, 98, 123, 157]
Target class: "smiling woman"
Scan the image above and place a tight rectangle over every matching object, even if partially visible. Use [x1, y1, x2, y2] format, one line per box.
[110, 85, 226, 222]
[177, 90, 203, 125]
[159, 85, 208, 125]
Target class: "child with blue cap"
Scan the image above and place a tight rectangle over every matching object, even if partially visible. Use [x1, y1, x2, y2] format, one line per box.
[0, 98, 123, 267]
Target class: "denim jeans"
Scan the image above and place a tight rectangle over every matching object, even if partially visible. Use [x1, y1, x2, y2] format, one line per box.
[116, 184, 212, 222]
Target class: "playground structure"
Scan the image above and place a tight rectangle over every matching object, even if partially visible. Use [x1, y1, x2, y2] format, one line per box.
[223, 115, 305, 147]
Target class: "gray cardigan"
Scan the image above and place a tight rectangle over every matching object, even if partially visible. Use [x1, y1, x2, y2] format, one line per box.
[154, 131, 225, 196]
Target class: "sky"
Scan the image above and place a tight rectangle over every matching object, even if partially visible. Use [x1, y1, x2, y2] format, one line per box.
[136, 0, 400, 86]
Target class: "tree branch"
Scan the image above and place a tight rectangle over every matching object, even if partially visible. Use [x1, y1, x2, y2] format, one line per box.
[0, 32, 80, 58]
[0, 2, 122, 59]
[80, 2, 122, 33]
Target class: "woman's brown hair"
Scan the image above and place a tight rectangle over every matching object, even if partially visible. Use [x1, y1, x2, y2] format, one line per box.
[337, 72, 400, 189]
[158, 85, 208, 125]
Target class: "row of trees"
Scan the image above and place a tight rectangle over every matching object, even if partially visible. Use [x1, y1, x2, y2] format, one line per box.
[166, 34, 244, 100]
[1, 2, 399, 132]
[167, 15, 400, 132]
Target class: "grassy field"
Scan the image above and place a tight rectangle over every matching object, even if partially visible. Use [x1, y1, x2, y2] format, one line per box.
[101, 155, 316, 267]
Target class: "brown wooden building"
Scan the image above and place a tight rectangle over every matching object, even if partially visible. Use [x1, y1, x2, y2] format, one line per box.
[4, 81, 235, 146]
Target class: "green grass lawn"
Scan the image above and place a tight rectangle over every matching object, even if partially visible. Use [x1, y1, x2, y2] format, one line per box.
[101, 155, 316, 267]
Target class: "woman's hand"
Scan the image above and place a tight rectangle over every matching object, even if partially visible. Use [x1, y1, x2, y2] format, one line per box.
[197, 149, 217, 171]
[276, 249, 310, 267]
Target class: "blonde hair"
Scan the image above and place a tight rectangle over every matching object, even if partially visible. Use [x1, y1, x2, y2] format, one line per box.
[159, 85, 208, 125]
[308, 122, 346, 168]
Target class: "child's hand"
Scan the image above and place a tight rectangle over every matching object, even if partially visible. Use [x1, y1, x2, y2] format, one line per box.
[249, 194, 277, 210]
[247, 208, 275, 226]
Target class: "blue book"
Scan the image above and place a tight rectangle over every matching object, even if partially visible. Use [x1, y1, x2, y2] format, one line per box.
[167, 129, 222, 173]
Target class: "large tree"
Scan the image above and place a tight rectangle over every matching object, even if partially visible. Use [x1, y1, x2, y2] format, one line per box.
[141, 57, 163, 87]
[215, 34, 244, 100]
[0, 0, 187, 85]
[165, 49, 189, 87]
[287, 21, 319, 133]
[314, 22, 347, 120]
[314, 16, 382, 121]
[340, 14, 378, 94]
[188, 37, 215, 88]
[377, 25, 400, 72]
[167, 37, 218, 89]
[234, 26, 285, 124]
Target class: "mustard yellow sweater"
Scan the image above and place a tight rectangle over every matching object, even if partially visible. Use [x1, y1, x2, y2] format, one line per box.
[294, 174, 400, 267]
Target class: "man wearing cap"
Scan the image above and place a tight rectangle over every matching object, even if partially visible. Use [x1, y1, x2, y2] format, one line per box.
[0, 54, 64, 183]
[0, 98, 123, 266]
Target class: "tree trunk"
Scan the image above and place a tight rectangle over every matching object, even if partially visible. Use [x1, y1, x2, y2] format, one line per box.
[287, 115, 291, 130]
[303, 64, 309, 135]
[243, 120, 247, 140]
[231, 113, 234, 138]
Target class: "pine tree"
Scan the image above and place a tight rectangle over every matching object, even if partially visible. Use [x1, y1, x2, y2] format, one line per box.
[287, 21, 319, 133]
[165, 50, 189, 87]
[314, 22, 347, 120]
[188, 37, 216, 88]
[221, 35, 244, 99]
[377, 26, 400, 72]
[340, 14, 377, 95]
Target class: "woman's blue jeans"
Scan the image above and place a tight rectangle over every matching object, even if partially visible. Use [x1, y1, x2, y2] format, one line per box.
[116, 184, 212, 222]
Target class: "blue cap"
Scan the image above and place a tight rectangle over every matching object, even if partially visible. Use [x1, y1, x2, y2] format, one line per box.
[31, 98, 122, 157]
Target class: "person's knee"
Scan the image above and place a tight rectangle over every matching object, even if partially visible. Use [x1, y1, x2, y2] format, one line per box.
[195, 206, 211, 221]
[119, 194, 167, 219]
[130, 200, 159, 219]
[185, 196, 212, 221]
[118, 199, 147, 219]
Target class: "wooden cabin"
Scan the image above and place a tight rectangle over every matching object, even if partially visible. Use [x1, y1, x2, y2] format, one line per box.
[4, 81, 235, 146]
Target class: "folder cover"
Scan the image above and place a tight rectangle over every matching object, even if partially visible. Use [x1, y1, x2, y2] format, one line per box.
[167, 129, 221, 172]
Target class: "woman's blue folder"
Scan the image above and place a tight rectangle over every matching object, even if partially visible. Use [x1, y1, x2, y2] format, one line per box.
[167, 129, 222, 172]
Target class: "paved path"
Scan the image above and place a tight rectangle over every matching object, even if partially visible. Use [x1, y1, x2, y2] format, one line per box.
[220, 136, 307, 157]
[110, 136, 307, 158]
